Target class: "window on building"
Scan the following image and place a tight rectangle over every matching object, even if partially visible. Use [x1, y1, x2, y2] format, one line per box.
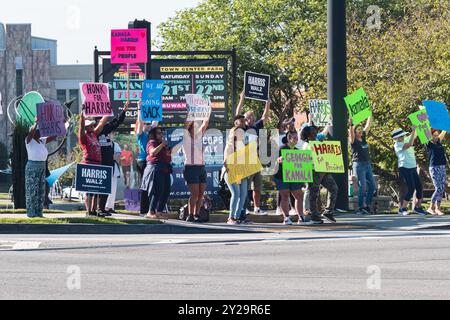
[69, 89, 79, 113]
[16, 70, 23, 97]
[57, 90, 67, 106]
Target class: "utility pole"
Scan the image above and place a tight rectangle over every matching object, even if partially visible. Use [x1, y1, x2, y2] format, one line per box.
[328, 0, 349, 210]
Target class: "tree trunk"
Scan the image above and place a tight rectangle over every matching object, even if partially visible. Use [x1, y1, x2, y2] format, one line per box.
[11, 121, 29, 210]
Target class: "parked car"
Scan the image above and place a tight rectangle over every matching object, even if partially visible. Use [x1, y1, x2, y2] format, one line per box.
[62, 187, 85, 201]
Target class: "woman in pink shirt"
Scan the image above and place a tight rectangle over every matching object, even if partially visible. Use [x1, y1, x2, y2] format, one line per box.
[79, 109, 108, 216]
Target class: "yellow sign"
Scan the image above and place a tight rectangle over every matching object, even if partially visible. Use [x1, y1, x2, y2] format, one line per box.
[226, 142, 263, 184]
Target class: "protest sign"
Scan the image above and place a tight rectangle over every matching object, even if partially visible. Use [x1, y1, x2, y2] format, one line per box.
[244, 71, 270, 102]
[226, 142, 263, 185]
[408, 109, 432, 144]
[17, 91, 44, 125]
[310, 141, 345, 173]
[167, 128, 224, 199]
[344, 88, 372, 126]
[141, 80, 165, 122]
[281, 150, 314, 183]
[75, 164, 112, 195]
[36, 101, 67, 137]
[111, 29, 148, 64]
[124, 189, 141, 212]
[309, 100, 332, 126]
[80, 83, 113, 117]
[186, 94, 212, 121]
[422, 100, 450, 131]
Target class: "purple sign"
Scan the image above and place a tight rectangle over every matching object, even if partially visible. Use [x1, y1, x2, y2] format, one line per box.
[37, 101, 67, 137]
[124, 189, 141, 212]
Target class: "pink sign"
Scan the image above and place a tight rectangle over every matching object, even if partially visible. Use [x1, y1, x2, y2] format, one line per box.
[80, 83, 113, 117]
[111, 29, 148, 64]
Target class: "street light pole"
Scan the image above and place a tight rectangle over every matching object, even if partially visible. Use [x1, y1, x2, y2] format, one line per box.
[328, 0, 349, 210]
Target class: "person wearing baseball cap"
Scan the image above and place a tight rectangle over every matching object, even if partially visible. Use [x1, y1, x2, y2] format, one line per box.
[392, 126, 427, 216]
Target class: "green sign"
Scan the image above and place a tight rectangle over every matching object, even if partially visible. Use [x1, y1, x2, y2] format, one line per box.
[408, 109, 432, 144]
[17, 91, 44, 125]
[310, 141, 345, 173]
[344, 88, 372, 126]
[281, 149, 314, 183]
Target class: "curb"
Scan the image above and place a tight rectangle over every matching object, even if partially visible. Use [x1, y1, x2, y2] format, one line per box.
[0, 222, 264, 235]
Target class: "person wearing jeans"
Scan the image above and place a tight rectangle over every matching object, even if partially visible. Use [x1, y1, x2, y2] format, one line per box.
[392, 127, 427, 216]
[223, 115, 248, 225]
[425, 130, 447, 216]
[349, 116, 376, 215]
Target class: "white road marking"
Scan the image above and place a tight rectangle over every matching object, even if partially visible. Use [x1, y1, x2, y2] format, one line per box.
[0, 241, 41, 251]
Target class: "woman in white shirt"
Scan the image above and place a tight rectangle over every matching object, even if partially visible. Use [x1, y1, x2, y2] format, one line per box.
[25, 122, 56, 218]
[392, 127, 427, 216]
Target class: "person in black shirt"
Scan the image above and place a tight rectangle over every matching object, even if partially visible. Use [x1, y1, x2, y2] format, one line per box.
[426, 130, 447, 216]
[97, 101, 130, 216]
[274, 131, 307, 225]
[349, 116, 376, 215]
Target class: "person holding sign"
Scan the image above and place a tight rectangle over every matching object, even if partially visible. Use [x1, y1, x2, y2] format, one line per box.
[392, 127, 427, 216]
[141, 127, 175, 220]
[135, 101, 159, 216]
[235, 90, 271, 216]
[96, 101, 130, 216]
[301, 125, 338, 224]
[223, 116, 249, 225]
[25, 120, 57, 218]
[425, 130, 448, 216]
[79, 109, 109, 217]
[183, 114, 211, 223]
[349, 116, 376, 215]
[275, 131, 309, 225]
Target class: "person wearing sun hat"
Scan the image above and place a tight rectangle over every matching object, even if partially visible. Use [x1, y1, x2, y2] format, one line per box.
[392, 127, 427, 216]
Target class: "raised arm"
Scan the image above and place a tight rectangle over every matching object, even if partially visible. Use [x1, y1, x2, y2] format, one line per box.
[439, 131, 447, 143]
[135, 101, 144, 135]
[235, 90, 245, 116]
[364, 115, 373, 135]
[79, 110, 86, 140]
[403, 127, 418, 150]
[261, 99, 271, 123]
[348, 119, 355, 145]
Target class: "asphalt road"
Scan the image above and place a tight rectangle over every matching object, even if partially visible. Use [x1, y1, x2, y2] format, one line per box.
[1, 228, 450, 300]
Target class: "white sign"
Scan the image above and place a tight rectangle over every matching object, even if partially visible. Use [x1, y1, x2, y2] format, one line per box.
[186, 94, 212, 121]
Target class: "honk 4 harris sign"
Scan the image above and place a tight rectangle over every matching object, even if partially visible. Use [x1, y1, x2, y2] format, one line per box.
[80, 83, 113, 117]
[310, 141, 345, 173]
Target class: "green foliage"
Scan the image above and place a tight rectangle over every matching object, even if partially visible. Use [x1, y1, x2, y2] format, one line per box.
[157, 0, 450, 181]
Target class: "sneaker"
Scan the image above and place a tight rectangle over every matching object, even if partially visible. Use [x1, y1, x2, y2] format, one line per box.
[284, 217, 293, 226]
[298, 216, 313, 225]
[356, 208, 369, 215]
[414, 207, 428, 216]
[398, 208, 409, 216]
[186, 215, 195, 223]
[311, 215, 324, 225]
[227, 218, 238, 225]
[254, 208, 268, 216]
[100, 210, 112, 217]
[323, 211, 337, 223]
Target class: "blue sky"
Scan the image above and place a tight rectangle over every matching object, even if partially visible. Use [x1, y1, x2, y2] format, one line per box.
[0, 0, 200, 64]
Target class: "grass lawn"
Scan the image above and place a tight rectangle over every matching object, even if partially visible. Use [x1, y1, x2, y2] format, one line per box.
[0, 217, 163, 225]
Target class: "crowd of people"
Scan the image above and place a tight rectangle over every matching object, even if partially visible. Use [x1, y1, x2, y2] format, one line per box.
[24, 95, 448, 223]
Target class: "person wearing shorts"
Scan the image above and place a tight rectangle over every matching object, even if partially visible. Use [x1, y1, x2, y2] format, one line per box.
[183, 115, 210, 222]
[274, 131, 307, 225]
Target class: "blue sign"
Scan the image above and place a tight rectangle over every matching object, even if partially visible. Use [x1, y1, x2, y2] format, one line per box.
[166, 128, 224, 199]
[141, 80, 165, 122]
[423, 100, 450, 131]
[75, 164, 113, 195]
